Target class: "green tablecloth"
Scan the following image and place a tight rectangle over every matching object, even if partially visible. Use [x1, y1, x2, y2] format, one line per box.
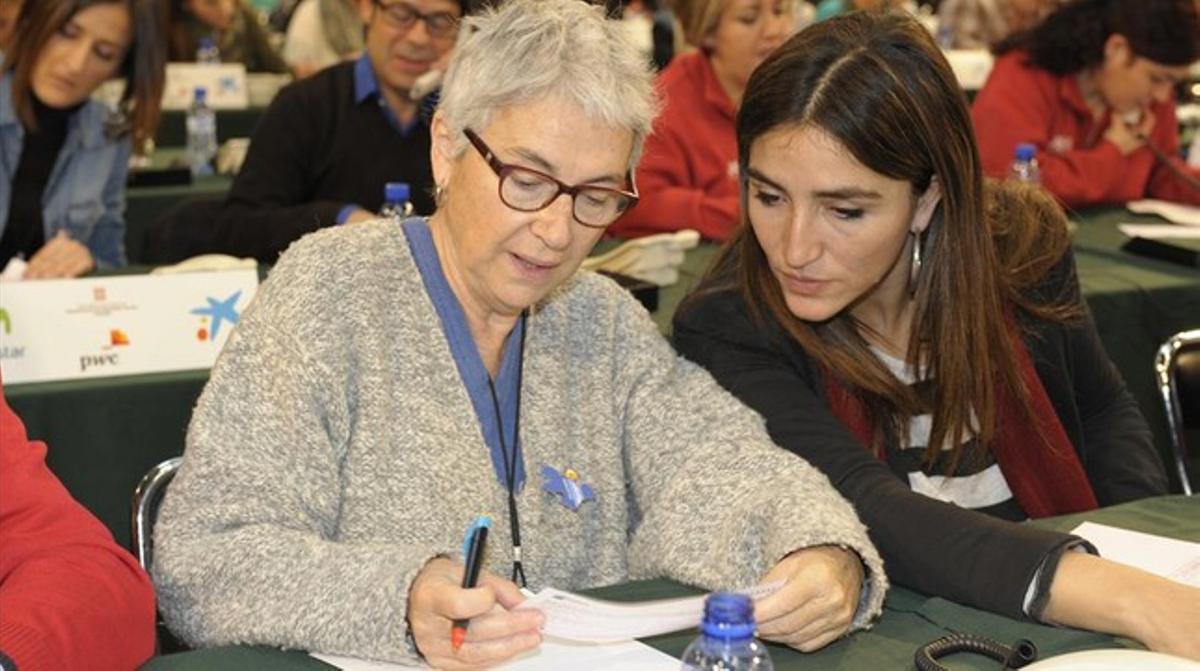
[139, 495, 1199, 670]
[6, 210, 1198, 550]
[6, 371, 209, 550]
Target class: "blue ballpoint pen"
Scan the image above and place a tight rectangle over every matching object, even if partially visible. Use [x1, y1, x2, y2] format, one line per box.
[451, 515, 492, 650]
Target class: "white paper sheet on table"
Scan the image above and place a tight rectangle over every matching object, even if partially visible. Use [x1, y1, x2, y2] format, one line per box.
[1070, 522, 1200, 587]
[514, 581, 782, 643]
[1117, 223, 1200, 239]
[1127, 200, 1200, 227]
[311, 638, 678, 670]
[309, 581, 783, 669]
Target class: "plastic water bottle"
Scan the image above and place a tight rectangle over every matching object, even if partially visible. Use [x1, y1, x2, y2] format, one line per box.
[186, 87, 217, 178]
[1008, 143, 1041, 184]
[680, 593, 774, 671]
[196, 36, 221, 65]
[379, 182, 414, 221]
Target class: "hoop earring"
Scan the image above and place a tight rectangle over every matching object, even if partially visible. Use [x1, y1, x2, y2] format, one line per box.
[907, 231, 922, 297]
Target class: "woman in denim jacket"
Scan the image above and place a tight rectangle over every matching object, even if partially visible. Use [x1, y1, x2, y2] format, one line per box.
[0, 0, 165, 278]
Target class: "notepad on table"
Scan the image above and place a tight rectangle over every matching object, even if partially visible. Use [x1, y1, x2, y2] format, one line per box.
[1070, 521, 1200, 587]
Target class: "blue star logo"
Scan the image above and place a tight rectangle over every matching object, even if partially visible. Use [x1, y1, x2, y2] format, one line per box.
[191, 290, 242, 340]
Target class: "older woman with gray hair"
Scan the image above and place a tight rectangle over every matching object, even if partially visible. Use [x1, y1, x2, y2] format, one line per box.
[151, 0, 886, 667]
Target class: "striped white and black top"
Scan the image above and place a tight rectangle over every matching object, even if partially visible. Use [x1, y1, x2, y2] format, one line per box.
[874, 348, 1028, 521]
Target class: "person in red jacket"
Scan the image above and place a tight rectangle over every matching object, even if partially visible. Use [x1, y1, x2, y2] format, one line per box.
[971, 0, 1200, 209]
[609, 0, 795, 241]
[0, 384, 156, 670]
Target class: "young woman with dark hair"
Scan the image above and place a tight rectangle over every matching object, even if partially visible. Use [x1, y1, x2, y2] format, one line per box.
[0, 0, 165, 278]
[972, 0, 1200, 207]
[674, 10, 1200, 658]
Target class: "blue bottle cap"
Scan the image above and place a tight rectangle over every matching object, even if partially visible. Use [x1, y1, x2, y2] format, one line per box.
[384, 182, 411, 204]
[700, 592, 757, 640]
[1015, 143, 1037, 162]
[199, 36, 215, 48]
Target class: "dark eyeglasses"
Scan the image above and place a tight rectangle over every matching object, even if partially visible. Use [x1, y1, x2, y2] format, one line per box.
[464, 128, 639, 229]
[371, 0, 460, 39]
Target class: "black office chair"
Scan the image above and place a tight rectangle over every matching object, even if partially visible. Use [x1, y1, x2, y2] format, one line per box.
[1155, 329, 1200, 495]
[131, 457, 187, 653]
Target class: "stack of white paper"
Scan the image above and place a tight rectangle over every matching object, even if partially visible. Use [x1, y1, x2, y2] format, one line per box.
[515, 582, 781, 643]
[581, 230, 701, 286]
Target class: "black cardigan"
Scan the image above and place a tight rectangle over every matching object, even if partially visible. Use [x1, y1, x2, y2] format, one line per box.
[671, 251, 1167, 619]
[214, 62, 436, 263]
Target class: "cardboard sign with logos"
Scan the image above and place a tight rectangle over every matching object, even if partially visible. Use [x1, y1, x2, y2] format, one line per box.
[162, 62, 250, 110]
[0, 269, 258, 385]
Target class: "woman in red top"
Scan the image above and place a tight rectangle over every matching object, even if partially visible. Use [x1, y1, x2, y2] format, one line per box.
[0, 383, 157, 670]
[971, 0, 1200, 208]
[609, 0, 794, 241]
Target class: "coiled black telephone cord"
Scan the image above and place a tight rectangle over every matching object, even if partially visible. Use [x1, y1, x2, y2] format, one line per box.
[914, 634, 1038, 671]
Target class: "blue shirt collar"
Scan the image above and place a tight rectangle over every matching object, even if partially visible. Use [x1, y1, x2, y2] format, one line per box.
[352, 53, 421, 137]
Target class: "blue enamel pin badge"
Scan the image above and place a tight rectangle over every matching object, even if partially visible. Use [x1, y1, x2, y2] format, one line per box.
[540, 465, 596, 511]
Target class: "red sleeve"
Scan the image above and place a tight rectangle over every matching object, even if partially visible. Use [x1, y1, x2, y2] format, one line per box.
[972, 55, 1129, 208]
[1145, 103, 1200, 206]
[0, 386, 156, 671]
[612, 123, 740, 242]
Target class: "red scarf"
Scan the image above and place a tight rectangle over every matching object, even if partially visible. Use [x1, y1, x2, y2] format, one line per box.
[823, 332, 1098, 518]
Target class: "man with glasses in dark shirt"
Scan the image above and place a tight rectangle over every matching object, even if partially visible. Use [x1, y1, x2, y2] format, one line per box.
[210, 0, 465, 263]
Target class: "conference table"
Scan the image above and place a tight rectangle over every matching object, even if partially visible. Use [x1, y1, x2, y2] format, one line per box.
[138, 495, 1199, 670]
[5, 208, 1198, 552]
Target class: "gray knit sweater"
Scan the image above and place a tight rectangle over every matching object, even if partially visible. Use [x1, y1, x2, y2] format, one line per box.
[153, 220, 886, 663]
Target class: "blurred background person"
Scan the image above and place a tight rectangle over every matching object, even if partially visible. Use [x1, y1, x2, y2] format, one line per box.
[972, 0, 1200, 208]
[282, 0, 364, 78]
[610, 0, 795, 242]
[168, 0, 289, 73]
[1, 0, 165, 278]
[935, 0, 1059, 49]
[210, 0, 465, 263]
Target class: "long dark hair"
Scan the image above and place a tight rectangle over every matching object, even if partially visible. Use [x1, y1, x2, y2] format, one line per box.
[690, 11, 1077, 469]
[995, 0, 1200, 74]
[4, 0, 166, 144]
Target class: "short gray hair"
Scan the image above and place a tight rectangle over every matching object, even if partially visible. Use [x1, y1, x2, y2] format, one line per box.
[437, 0, 658, 171]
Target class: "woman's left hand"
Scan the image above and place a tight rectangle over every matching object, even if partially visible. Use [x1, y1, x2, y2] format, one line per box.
[25, 232, 95, 279]
[754, 545, 863, 652]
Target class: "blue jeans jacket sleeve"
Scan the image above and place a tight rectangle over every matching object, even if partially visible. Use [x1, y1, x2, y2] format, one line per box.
[89, 138, 131, 269]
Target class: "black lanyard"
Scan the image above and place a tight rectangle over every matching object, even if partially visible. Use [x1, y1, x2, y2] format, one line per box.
[485, 310, 528, 587]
